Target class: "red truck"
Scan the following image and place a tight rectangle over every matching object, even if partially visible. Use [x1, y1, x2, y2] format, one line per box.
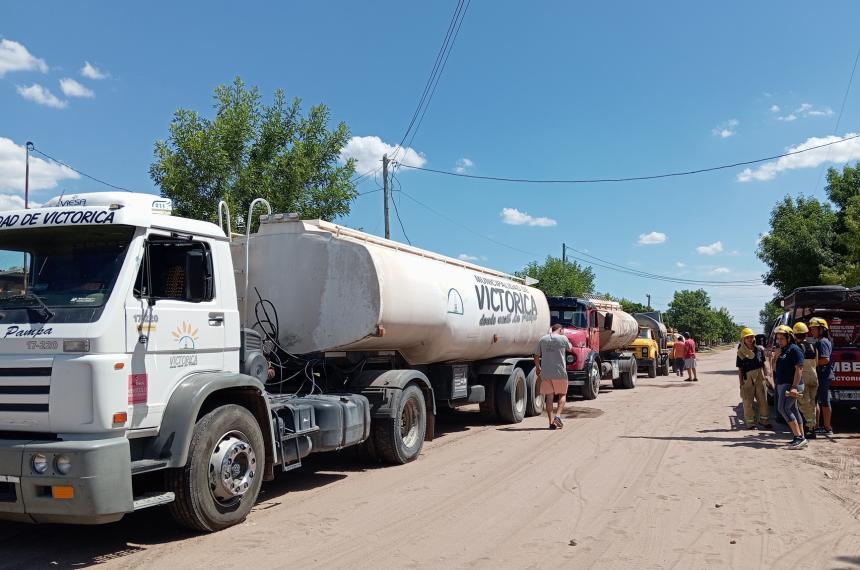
[547, 296, 638, 400]
[776, 286, 860, 405]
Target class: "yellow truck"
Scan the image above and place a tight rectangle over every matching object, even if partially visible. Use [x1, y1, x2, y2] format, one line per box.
[628, 313, 670, 377]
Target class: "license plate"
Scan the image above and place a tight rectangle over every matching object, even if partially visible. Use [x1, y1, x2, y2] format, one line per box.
[834, 390, 860, 401]
[0, 475, 19, 483]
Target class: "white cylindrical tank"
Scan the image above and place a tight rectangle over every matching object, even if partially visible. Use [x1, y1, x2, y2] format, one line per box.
[234, 218, 550, 365]
[588, 298, 639, 352]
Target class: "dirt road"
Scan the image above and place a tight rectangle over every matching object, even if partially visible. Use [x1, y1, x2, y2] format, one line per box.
[1, 349, 859, 569]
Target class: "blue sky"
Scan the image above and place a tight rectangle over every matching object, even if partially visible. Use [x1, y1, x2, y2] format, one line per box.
[2, 1, 860, 330]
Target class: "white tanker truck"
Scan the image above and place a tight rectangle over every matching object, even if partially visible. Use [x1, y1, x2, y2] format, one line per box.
[0, 192, 549, 532]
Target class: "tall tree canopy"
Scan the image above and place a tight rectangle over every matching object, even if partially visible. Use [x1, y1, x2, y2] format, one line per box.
[516, 256, 595, 297]
[756, 195, 837, 295]
[664, 289, 740, 344]
[150, 77, 357, 231]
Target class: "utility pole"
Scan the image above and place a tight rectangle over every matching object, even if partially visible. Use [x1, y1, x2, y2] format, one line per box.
[382, 154, 390, 239]
[562, 243, 567, 264]
[25, 141, 33, 209]
[646, 294, 652, 310]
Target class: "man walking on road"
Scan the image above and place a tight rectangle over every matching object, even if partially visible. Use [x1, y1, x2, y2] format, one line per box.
[534, 323, 573, 430]
[683, 332, 698, 382]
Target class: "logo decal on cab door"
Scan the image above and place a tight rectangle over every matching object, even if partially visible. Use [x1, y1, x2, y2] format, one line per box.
[172, 321, 199, 350]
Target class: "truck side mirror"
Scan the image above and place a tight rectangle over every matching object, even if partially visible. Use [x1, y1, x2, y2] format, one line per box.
[603, 313, 614, 331]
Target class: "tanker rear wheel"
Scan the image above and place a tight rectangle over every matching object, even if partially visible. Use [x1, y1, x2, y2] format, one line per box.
[620, 357, 637, 389]
[371, 384, 426, 464]
[496, 368, 527, 424]
[525, 368, 545, 417]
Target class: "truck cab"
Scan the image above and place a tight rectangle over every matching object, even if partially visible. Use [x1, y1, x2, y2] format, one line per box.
[629, 328, 660, 378]
[547, 296, 637, 400]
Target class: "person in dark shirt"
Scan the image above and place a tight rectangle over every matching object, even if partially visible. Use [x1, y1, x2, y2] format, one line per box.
[772, 325, 807, 449]
[809, 317, 835, 435]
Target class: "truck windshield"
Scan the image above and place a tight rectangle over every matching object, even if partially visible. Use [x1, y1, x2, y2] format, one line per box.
[638, 329, 651, 339]
[0, 225, 135, 324]
[550, 307, 588, 328]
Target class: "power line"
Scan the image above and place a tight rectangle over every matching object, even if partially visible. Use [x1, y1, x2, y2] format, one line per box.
[396, 132, 860, 184]
[392, 0, 468, 160]
[562, 243, 761, 284]
[811, 42, 860, 193]
[398, 189, 762, 287]
[30, 146, 134, 192]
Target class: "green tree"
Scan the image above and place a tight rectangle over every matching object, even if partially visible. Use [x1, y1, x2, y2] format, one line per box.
[758, 299, 784, 332]
[665, 289, 717, 342]
[821, 164, 860, 286]
[756, 196, 837, 296]
[516, 256, 595, 297]
[150, 77, 357, 231]
[618, 298, 649, 314]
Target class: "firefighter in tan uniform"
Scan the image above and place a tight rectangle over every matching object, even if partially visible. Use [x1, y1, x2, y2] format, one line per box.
[736, 328, 770, 429]
[793, 322, 819, 439]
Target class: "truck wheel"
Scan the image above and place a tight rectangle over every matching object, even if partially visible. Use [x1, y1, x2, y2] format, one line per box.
[581, 361, 600, 400]
[525, 369, 545, 417]
[496, 368, 527, 423]
[479, 375, 498, 421]
[621, 357, 637, 389]
[661, 360, 670, 376]
[371, 384, 426, 464]
[648, 359, 657, 378]
[166, 404, 265, 532]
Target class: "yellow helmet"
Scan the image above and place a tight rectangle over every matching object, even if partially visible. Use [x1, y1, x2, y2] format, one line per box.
[809, 316, 829, 330]
[792, 322, 809, 335]
[740, 327, 755, 339]
[774, 324, 794, 336]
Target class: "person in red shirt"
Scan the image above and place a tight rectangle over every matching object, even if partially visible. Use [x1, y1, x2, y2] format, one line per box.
[683, 332, 698, 382]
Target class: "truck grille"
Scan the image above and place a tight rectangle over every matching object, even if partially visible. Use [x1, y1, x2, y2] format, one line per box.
[0, 366, 51, 413]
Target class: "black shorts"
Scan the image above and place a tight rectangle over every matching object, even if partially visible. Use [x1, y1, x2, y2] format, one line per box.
[817, 375, 833, 405]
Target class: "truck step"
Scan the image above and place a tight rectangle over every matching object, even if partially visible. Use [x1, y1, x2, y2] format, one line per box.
[131, 459, 168, 475]
[132, 491, 175, 511]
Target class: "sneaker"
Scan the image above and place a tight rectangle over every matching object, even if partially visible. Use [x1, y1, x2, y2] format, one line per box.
[788, 438, 808, 449]
[549, 423, 558, 430]
[554, 416, 564, 429]
[747, 424, 759, 430]
[758, 423, 773, 430]
[813, 427, 827, 435]
[823, 428, 834, 436]
[805, 430, 817, 440]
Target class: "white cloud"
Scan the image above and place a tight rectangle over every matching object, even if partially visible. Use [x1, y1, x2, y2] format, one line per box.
[710, 267, 730, 275]
[737, 132, 860, 182]
[458, 253, 487, 262]
[696, 241, 723, 255]
[16, 84, 67, 108]
[80, 61, 109, 80]
[770, 104, 780, 113]
[500, 207, 557, 227]
[676, 261, 686, 268]
[340, 135, 426, 176]
[59, 78, 94, 98]
[712, 119, 738, 138]
[455, 157, 474, 174]
[775, 103, 833, 122]
[0, 137, 79, 192]
[0, 39, 47, 77]
[637, 231, 667, 245]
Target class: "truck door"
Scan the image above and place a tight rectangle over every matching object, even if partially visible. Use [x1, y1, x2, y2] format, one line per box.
[125, 233, 225, 429]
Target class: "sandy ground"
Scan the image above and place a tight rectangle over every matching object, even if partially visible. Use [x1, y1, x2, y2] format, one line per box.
[1, 349, 859, 569]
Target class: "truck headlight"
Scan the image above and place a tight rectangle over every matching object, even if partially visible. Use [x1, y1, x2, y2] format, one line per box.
[641, 348, 648, 357]
[566, 354, 575, 363]
[63, 339, 90, 352]
[32, 453, 48, 474]
[55, 455, 72, 475]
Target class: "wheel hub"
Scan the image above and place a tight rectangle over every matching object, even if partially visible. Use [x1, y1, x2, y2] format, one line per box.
[209, 433, 256, 503]
[400, 398, 420, 448]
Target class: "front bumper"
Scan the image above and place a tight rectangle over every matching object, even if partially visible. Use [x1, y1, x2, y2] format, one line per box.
[0, 436, 133, 524]
[566, 369, 587, 386]
[636, 357, 655, 370]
